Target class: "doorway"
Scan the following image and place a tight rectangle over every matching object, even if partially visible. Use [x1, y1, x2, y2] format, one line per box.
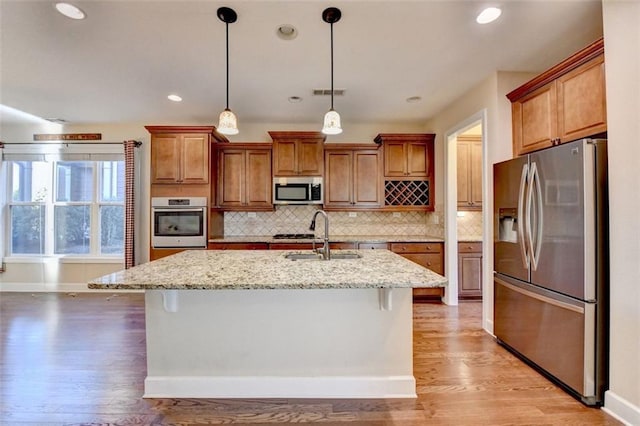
[443, 111, 488, 314]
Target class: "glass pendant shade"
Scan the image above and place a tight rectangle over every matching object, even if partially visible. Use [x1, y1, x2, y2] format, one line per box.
[217, 108, 239, 135]
[322, 109, 342, 135]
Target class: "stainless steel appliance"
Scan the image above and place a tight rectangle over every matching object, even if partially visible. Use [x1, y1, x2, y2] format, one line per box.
[493, 138, 608, 406]
[151, 197, 207, 248]
[273, 177, 323, 205]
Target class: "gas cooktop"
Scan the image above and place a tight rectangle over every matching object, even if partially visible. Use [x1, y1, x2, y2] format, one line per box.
[272, 233, 315, 240]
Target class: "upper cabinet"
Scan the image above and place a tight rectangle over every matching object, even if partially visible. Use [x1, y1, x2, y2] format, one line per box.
[269, 131, 326, 176]
[217, 143, 273, 211]
[457, 135, 482, 211]
[324, 144, 383, 210]
[374, 133, 436, 211]
[146, 126, 220, 184]
[508, 38, 606, 156]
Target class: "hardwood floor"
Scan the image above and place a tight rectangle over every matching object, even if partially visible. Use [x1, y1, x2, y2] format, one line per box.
[0, 293, 620, 425]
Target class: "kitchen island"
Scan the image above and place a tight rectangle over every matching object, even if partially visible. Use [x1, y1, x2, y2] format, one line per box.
[88, 249, 447, 399]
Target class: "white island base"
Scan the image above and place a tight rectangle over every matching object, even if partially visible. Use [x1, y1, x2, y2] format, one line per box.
[144, 288, 415, 399]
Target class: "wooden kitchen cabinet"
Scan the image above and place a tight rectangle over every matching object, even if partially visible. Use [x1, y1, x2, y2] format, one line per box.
[146, 126, 217, 184]
[390, 241, 444, 300]
[508, 38, 606, 156]
[375, 133, 435, 178]
[374, 133, 436, 211]
[217, 144, 273, 211]
[457, 135, 482, 210]
[269, 131, 325, 176]
[324, 144, 383, 210]
[458, 242, 482, 299]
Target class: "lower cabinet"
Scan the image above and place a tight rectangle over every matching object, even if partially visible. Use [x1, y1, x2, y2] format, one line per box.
[208, 242, 269, 250]
[458, 242, 482, 299]
[389, 242, 444, 300]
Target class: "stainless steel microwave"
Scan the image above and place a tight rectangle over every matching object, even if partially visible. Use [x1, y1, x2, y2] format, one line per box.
[273, 177, 323, 205]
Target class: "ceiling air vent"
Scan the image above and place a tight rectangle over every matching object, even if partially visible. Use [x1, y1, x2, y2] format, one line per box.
[312, 89, 346, 96]
[44, 118, 68, 124]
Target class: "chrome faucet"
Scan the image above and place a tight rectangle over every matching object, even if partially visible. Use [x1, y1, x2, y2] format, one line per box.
[309, 210, 330, 260]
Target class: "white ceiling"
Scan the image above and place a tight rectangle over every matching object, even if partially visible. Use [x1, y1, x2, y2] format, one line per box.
[0, 1, 603, 129]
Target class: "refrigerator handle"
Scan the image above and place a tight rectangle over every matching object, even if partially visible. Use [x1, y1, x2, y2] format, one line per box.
[518, 163, 530, 269]
[527, 162, 543, 270]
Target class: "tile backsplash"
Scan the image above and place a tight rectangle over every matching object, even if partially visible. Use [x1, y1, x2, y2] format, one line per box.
[457, 210, 483, 239]
[224, 205, 445, 238]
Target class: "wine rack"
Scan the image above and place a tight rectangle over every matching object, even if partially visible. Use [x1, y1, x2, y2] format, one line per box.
[384, 180, 430, 206]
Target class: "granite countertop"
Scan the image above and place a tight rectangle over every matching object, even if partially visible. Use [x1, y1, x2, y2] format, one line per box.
[210, 235, 445, 244]
[88, 249, 447, 291]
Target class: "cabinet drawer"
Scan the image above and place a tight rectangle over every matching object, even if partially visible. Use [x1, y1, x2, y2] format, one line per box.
[269, 243, 314, 250]
[330, 242, 356, 250]
[389, 242, 442, 254]
[398, 253, 444, 275]
[358, 242, 389, 250]
[208, 243, 268, 250]
[458, 242, 482, 253]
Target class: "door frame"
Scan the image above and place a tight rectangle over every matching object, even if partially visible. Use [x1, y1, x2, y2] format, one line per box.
[443, 109, 487, 309]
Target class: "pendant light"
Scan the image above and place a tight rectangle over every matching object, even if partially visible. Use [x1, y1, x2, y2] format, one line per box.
[217, 7, 239, 135]
[321, 7, 342, 135]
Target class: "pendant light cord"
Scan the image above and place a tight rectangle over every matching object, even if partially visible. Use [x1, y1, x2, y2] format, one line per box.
[330, 22, 334, 110]
[225, 22, 230, 110]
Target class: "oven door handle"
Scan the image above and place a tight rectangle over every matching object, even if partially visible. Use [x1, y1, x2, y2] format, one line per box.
[153, 208, 205, 213]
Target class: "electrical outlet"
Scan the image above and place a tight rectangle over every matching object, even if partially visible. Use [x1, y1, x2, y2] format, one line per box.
[392, 212, 401, 218]
[247, 212, 257, 218]
[348, 212, 357, 218]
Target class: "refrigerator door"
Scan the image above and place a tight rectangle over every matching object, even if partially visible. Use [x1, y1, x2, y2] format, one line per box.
[493, 155, 529, 282]
[529, 139, 601, 300]
[494, 274, 598, 403]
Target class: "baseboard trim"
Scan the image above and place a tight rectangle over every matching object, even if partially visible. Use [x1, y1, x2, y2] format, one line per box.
[603, 390, 640, 426]
[143, 375, 417, 399]
[0, 282, 142, 293]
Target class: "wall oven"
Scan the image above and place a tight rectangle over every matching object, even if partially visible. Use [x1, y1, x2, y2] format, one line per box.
[151, 197, 207, 248]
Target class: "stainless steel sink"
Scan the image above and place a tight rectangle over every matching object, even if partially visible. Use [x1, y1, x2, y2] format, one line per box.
[284, 251, 362, 261]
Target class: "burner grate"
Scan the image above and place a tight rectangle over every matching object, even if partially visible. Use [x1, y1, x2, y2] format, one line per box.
[273, 233, 315, 239]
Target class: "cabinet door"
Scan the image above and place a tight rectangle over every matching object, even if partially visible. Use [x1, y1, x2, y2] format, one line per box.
[406, 142, 429, 177]
[245, 150, 272, 207]
[324, 151, 353, 207]
[151, 134, 181, 183]
[456, 140, 471, 207]
[298, 139, 324, 175]
[272, 140, 297, 176]
[181, 135, 209, 184]
[557, 55, 606, 142]
[218, 150, 245, 207]
[458, 252, 482, 298]
[470, 140, 483, 207]
[383, 142, 407, 176]
[512, 83, 558, 156]
[353, 150, 383, 206]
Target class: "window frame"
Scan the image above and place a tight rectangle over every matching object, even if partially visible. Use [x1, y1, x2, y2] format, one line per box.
[4, 156, 125, 260]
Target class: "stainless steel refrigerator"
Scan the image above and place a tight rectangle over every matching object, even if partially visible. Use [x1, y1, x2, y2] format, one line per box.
[493, 138, 608, 406]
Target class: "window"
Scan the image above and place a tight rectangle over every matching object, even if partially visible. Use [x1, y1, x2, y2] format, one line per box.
[8, 159, 125, 257]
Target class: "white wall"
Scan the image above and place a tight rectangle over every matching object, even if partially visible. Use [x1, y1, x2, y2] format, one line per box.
[601, 1, 640, 423]
[424, 71, 535, 325]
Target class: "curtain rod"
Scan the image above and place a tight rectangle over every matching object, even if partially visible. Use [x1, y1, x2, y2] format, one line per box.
[0, 141, 142, 147]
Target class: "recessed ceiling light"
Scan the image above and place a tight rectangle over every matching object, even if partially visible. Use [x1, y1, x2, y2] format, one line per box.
[406, 96, 422, 103]
[55, 2, 86, 20]
[476, 7, 502, 24]
[276, 24, 298, 40]
[288, 96, 303, 103]
[167, 94, 182, 102]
